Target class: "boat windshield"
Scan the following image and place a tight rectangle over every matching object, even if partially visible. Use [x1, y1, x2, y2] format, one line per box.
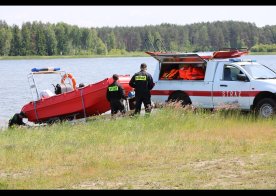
[241, 63, 276, 79]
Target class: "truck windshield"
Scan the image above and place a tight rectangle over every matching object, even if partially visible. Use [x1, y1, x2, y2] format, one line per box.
[242, 64, 276, 79]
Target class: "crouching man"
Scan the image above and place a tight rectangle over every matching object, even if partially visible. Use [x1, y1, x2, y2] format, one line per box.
[8, 111, 26, 128]
[106, 74, 128, 117]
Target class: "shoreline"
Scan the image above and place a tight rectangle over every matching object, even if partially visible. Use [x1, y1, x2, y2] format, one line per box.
[1, 52, 276, 61]
[0, 53, 148, 60]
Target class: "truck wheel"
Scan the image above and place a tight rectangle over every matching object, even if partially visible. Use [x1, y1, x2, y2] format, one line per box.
[168, 92, 191, 107]
[255, 98, 276, 118]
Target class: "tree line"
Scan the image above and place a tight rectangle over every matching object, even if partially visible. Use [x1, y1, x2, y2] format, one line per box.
[1, 20, 276, 56]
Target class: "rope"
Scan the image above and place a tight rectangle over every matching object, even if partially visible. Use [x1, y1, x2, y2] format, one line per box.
[80, 88, 87, 120]
[33, 101, 39, 123]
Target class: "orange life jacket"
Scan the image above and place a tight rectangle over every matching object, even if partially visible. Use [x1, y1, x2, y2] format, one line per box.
[179, 67, 189, 79]
[166, 69, 179, 79]
[161, 71, 169, 79]
[161, 69, 179, 80]
[186, 67, 205, 80]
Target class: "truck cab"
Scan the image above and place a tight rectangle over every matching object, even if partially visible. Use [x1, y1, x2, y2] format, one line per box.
[148, 50, 276, 117]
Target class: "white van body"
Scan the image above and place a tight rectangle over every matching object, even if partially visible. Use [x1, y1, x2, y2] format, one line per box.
[149, 52, 276, 117]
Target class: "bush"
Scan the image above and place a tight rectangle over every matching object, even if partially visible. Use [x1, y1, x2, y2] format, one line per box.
[108, 49, 127, 55]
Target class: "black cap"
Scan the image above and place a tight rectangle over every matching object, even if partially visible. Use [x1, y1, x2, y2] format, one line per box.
[112, 74, 119, 80]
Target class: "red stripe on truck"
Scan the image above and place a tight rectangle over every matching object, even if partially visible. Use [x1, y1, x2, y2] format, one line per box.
[151, 90, 260, 97]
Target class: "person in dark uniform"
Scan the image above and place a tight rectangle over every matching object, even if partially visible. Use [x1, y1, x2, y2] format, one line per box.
[8, 111, 26, 128]
[106, 74, 127, 117]
[129, 63, 155, 115]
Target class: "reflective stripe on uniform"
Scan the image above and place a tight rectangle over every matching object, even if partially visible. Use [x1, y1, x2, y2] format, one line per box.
[135, 75, 147, 80]
[108, 86, 119, 91]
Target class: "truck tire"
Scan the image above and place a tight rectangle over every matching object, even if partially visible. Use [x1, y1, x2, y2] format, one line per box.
[255, 98, 276, 118]
[167, 91, 191, 107]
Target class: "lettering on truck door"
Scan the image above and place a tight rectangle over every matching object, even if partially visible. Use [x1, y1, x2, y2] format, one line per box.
[212, 63, 251, 110]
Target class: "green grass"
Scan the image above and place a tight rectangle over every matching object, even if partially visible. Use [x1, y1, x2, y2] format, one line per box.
[0, 52, 147, 60]
[0, 107, 275, 189]
[249, 52, 276, 55]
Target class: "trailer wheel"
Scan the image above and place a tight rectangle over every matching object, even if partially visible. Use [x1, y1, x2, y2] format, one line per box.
[167, 91, 191, 107]
[255, 98, 276, 118]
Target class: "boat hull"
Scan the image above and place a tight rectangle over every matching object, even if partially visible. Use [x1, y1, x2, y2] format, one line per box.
[21, 76, 132, 123]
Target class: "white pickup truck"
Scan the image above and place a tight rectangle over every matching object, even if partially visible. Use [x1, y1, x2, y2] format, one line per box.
[148, 50, 276, 117]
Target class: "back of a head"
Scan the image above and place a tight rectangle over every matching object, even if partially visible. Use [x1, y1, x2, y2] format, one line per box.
[113, 74, 119, 81]
[140, 63, 147, 71]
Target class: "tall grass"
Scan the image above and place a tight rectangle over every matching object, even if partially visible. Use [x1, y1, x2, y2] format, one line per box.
[0, 105, 275, 189]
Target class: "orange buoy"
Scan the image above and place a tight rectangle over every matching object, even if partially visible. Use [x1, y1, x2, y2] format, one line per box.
[61, 73, 77, 90]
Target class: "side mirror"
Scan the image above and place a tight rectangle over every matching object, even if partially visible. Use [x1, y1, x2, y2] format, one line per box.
[237, 74, 248, 82]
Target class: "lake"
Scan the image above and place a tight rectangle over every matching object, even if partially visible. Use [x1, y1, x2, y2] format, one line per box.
[1, 55, 276, 128]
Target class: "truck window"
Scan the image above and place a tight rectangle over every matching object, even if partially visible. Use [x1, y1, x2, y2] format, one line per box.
[223, 65, 244, 81]
[159, 63, 206, 80]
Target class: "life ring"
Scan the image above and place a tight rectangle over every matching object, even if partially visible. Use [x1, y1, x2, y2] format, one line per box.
[61, 73, 77, 90]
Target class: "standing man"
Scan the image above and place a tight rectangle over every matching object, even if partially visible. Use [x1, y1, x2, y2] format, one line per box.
[129, 63, 155, 115]
[106, 74, 127, 117]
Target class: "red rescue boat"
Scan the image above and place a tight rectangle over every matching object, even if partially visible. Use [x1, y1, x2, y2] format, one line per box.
[21, 68, 132, 123]
[212, 48, 249, 59]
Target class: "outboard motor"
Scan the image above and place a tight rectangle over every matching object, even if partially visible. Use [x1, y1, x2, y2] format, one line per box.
[54, 84, 62, 95]
[54, 83, 73, 95]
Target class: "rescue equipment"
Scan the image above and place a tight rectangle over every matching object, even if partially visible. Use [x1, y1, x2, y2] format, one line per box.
[179, 66, 205, 80]
[187, 67, 205, 80]
[179, 67, 189, 79]
[146, 48, 249, 61]
[21, 75, 132, 123]
[161, 68, 179, 80]
[61, 73, 77, 90]
[32, 67, 60, 72]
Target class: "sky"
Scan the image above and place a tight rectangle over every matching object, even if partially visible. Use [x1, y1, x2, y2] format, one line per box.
[0, 6, 276, 28]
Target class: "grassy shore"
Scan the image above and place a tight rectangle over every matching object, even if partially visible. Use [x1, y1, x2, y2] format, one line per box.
[248, 52, 276, 55]
[0, 106, 275, 189]
[0, 52, 147, 60]
[1, 52, 276, 60]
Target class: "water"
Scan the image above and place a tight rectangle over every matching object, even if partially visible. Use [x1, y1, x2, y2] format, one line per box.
[0, 57, 156, 128]
[1, 55, 276, 128]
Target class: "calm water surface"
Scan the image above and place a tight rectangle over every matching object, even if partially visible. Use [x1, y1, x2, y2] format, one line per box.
[1, 55, 276, 128]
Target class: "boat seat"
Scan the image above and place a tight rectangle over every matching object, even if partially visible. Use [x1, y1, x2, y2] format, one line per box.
[40, 89, 55, 99]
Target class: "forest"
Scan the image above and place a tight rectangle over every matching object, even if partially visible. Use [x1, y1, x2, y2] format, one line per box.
[1, 20, 276, 56]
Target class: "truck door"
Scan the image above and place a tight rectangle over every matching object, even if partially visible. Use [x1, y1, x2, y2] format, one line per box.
[212, 63, 251, 109]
